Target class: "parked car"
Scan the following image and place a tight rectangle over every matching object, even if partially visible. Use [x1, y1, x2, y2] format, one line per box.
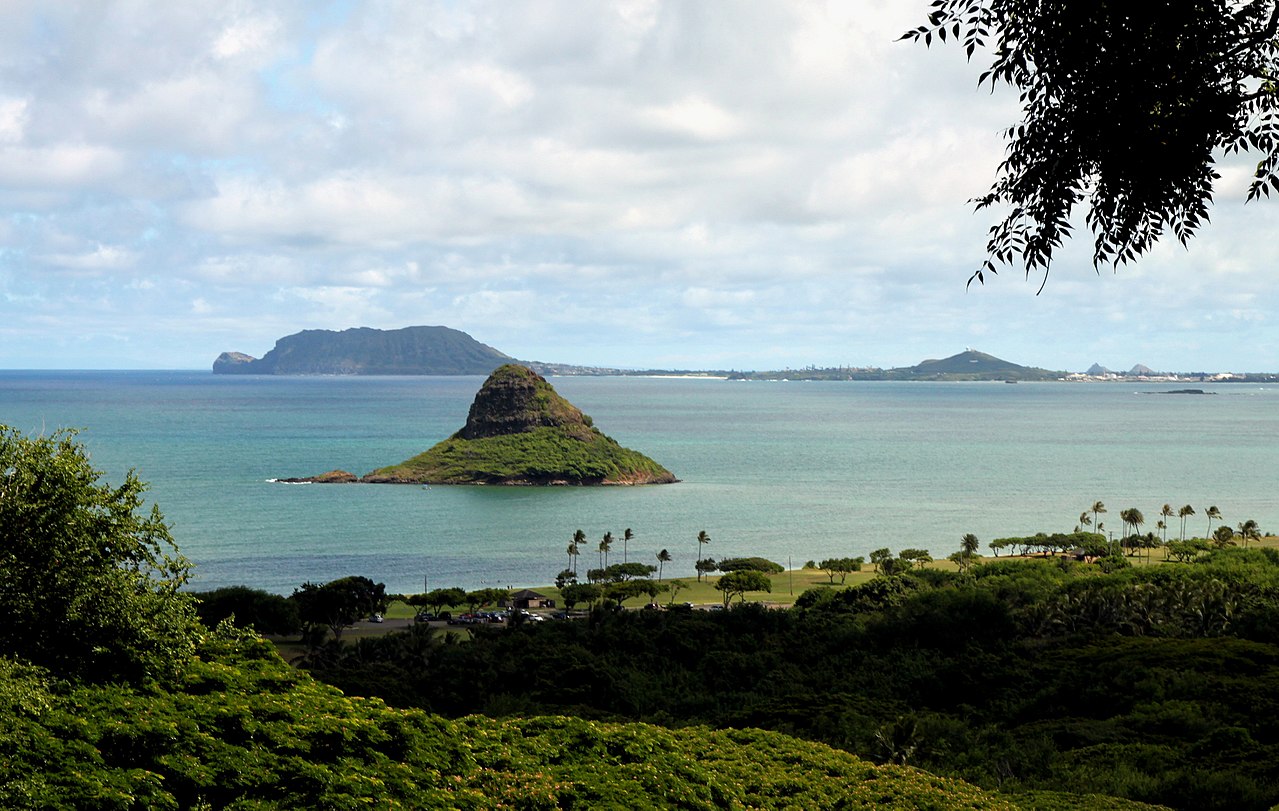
[367, 613, 384, 623]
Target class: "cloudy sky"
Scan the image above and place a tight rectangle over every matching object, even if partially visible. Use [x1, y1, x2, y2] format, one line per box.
[2, 1, 1276, 372]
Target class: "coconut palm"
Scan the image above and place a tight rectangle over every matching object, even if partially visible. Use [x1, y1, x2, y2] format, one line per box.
[1130, 509, 1145, 557]
[1206, 506, 1221, 537]
[600, 532, 614, 569]
[1091, 501, 1107, 543]
[656, 548, 671, 581]
[1079, 511, 1092, 531]
[1160, 504, 1174, 543]
[1238, 519, 1260, 549]
[570, 529, 585, 576]
[1178, 505, 1195, 541]
[622, 528, 634, 563]
[961, 533, 980, 556]
[696, 530, 711, 572]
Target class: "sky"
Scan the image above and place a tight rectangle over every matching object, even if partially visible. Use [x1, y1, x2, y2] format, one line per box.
[2, 1, 1276, 373]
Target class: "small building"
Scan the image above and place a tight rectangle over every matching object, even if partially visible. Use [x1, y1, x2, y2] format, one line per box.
[506, 589, 556, 610]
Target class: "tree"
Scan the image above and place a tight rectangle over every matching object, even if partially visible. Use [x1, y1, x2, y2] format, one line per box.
[869, 547, 893, 570]
[603, 562, 656, 581]
[695, 558, 719, 582]
[413, 587, 466, 617]
[292, 576, 388, 642]
[192, 586, 300, 636]
[1238, 519, 1261, 548]
[570, 529, 585, 576]
[559, 582, 600, 610]
[1179, 504, 1196, 541]
[1213, 524, 1238, 548]
[1206, 505, 1223, 537]
[599, 532, 614, 570]
[0, 427, 200, 684]
[818, 557, 864, 584]
[656, 548, 671, 581]
[904, 1, 1279, 286]
[948, 550, 976, 573]
[696, 530, 711, 571]
[1078, 512, 1091, 533]
[961, 533, 981, 557]
[1092, 502, 1107, 538]
[622, 527, 634, 563]
[715, 570, 772, 608]
[899, 549, 933, 570]
[718, 557, 785, 574]
[1160, 504, 1175, 543]
[555, 568, 577, 590]
[666, 579, 687, 605]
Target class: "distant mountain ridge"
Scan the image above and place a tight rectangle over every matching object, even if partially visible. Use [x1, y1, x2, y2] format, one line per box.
[214, 326, 512, 375]
[726, 350, 1062, 381]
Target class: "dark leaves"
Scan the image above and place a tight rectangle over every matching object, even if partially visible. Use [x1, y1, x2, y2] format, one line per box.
[903, 0, 1279, 285]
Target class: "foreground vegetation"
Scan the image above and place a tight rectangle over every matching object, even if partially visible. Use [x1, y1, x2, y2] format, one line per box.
[301, 550, 1279, 811]
[7, 424, 1132, 809]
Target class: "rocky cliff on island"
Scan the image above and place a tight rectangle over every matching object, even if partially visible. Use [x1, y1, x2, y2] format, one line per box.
[291, 365, 676, 486]
[214, 326, 512, 375]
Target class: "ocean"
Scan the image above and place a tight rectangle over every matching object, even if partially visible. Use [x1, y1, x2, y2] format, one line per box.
[2, 371, 1276, 595]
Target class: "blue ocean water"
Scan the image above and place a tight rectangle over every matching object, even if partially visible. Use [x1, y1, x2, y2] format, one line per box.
[2, 371, 1276, 594]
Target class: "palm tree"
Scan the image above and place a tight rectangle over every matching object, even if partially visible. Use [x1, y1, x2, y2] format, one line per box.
[1160, 504, 1174, 543]
[1206, 505, 1221, 537]
[656, 549, 671, 581]
[570, 529, 585, 576]
[622, 528, 634, 563]
[1238, 519, 1260, 549]
[961, 533, 980, 556]
[1091, 501, 1107, 530]
[1178, 505, 1195, 541]
[696, 530, 711, 572]
[1130, 509, 1145, 557]
[1079, 511, 1092, 531]
[600, 532, 614, 569]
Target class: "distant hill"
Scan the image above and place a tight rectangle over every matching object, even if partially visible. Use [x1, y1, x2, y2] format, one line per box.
[213, 326, 513, 375]
[727, 350, 1061, 381]
[894, 349, 1058, 380]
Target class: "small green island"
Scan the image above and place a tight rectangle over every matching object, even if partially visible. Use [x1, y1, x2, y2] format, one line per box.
[293, 364, 676, 486]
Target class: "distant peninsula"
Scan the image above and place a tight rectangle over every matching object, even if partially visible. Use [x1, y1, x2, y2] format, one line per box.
[214, 326, 513, 375]
[290, 365, 676, 486]
[727, 350, 1064, 382]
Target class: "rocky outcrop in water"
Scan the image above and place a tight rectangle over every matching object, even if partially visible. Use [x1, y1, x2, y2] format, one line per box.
[361, 365, 676, 486]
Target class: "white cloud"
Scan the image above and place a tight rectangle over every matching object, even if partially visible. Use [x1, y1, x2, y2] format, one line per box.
[0, 0, 1275, 372]
[39, 244, 137, 270]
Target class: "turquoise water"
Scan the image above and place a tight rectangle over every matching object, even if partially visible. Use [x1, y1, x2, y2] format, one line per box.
[2, 371, 1276, 594]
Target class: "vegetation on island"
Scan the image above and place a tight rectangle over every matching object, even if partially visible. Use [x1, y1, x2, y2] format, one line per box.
[362, 364, 676, 485]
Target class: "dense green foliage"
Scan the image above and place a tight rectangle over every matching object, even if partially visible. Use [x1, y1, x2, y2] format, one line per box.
[0, 428, 200, 685]
[718, 556, 786, 574]
[307, 552, 1279, 810]
[0, 628, 1051, 810]
[904, 1, 1279, 283]
[192, 586, 300, 635]
[0, 426, 1043, 810]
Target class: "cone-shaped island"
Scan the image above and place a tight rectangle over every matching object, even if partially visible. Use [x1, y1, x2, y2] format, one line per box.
[360, 365, 676, 485]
